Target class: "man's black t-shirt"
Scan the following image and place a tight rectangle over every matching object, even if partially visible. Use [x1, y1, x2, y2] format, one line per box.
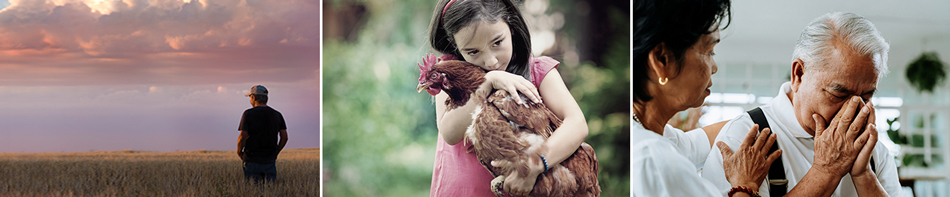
[239, 106, 287, 164]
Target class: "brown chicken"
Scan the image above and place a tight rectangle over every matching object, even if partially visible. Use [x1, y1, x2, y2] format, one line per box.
[416, 56, 600, 197]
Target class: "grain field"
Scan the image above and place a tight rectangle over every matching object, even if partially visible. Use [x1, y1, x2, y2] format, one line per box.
[0, 148, 320, 196]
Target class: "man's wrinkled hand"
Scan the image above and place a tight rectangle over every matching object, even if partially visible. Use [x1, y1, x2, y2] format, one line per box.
[812, 96, 873, 177]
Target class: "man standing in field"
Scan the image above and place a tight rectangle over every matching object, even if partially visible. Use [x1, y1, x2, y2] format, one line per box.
[237, 85, 289, 183]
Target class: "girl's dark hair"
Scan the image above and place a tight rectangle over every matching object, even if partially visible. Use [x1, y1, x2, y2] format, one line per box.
[428, 0, 532, 80]
[632, 0, 731, 104]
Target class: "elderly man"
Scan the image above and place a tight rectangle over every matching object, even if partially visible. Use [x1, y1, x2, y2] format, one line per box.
[701, 12, 901, 196]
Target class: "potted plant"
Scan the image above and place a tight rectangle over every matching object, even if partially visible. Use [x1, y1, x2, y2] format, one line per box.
[905, 52, 947, 94]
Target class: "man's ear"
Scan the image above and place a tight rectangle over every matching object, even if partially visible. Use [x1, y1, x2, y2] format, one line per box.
[790, 58, 806, 92]
[647, 43, 671, 83]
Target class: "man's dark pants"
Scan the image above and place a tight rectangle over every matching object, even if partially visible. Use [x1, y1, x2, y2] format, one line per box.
[243, 161, 276, 183]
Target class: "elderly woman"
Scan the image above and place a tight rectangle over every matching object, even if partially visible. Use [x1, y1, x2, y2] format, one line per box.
[632, 0, 782, 196]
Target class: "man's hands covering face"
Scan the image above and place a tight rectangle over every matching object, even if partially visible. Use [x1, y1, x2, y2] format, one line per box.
[812, 96, 878, 178]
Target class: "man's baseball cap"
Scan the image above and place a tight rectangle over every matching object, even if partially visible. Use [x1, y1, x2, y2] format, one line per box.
[245, 85, 268, 96]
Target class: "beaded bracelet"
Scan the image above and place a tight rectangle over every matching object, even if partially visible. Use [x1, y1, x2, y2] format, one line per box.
[728, 186, 759, 197]
[539, 155, 549, 173]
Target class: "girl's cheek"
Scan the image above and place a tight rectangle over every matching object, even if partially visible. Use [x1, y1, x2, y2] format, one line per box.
[502, 51, 513, 68]
[461, 55, 482, 69]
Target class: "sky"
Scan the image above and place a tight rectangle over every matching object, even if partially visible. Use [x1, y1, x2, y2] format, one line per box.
[0, 0, 319, 152]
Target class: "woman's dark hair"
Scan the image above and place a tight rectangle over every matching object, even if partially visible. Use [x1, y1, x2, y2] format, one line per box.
[252, 94, 268, 104]
[632, 0, 731, 104]
[428, 0, 532, 80]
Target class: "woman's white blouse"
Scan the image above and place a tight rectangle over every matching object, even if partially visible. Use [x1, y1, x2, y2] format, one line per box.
[663, 124, 711, 170]
[632, 123, 720, 196]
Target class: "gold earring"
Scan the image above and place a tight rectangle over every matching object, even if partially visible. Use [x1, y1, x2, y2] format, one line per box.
[659, 77, 668, 85]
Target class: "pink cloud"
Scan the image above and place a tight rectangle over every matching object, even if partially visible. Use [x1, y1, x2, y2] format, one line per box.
[0, 0, 319, 152]
[0, 0, 319, 85]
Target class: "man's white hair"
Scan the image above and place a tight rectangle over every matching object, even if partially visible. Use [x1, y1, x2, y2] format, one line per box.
[792, 12, 889, 79]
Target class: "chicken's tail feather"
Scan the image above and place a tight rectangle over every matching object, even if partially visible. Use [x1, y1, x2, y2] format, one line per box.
[576, 143, 602, 196]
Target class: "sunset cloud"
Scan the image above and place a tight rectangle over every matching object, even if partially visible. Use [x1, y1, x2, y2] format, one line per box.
[0, 0, 319, 85]
[0, 0, 319, 152]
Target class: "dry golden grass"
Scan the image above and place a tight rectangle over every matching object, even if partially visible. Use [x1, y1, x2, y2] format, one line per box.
[0, 148, 319, 197]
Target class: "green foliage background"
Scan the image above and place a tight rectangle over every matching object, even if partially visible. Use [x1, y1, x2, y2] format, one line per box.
[322, 0, 629, 196]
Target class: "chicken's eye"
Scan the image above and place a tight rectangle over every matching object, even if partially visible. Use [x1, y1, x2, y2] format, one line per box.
[430, 73, 438, 78]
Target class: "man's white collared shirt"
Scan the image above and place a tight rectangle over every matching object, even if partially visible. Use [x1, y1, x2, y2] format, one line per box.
[700, 82, 901, 196]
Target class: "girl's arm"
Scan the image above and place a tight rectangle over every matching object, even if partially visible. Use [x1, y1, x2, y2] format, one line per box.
[435, 91, 477, 145]
[536, 69, 588, 170]
[436, 71, 541, 145]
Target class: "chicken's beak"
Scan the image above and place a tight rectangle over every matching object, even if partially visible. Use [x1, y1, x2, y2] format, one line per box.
[417, 83, 430, 93]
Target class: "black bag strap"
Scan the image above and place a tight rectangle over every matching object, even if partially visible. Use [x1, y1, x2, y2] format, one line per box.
[870, 154, 877, 176]
[747, 107, 787, 196]
[748, 107, 877, 197]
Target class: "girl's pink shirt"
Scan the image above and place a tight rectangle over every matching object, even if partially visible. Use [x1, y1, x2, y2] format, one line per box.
[429, 55, 559, 197]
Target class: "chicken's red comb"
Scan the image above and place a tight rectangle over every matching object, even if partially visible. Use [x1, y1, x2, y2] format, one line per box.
[417, 53, 440, 80]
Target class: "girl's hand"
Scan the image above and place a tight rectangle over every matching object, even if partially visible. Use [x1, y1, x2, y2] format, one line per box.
[491, 158, 544, 196]
[718, 124, 782, 189]
[479, 71, 541, 104]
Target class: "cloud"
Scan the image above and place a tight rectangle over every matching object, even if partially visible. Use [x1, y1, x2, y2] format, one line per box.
[0, 0, 320, 152]
[0, 0, 320, 85]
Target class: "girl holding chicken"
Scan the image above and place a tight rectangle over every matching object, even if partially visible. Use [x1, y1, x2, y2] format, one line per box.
[424, 0, 590, 196]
